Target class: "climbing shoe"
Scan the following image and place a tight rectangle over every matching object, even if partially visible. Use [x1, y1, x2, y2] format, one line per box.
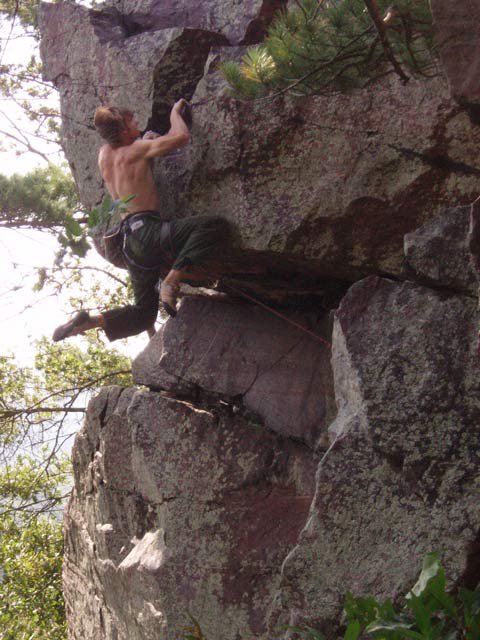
[53, 310, 91, 342]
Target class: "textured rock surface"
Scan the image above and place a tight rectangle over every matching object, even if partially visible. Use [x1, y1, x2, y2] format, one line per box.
[103, 0, 288, 45]
[468, 200, 480, 278]
[133, 296, 334, 445]
[40, 0, 480, 282]
[64, 386, 317, 640]
[39, 1, 480, 638]
[272, 276, 480, 635]
[404, 205, 478, 294]
[432, 0, 480, 105]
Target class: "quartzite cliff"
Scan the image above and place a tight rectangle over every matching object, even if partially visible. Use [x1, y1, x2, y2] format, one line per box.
[39, 1, 480, 638]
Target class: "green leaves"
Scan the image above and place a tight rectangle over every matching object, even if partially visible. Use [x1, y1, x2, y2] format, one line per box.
[338, 553, 478, 640]
[0, 165, 80, 230]
[344, 620, 361, 640]
[0, 334, 132, 639]
[58, 193, 136, 259]
[221, 0, 437, 99]
[87, 194, 136, 231]
[459, 587, 480, 640]
[0, 455, 68, 640]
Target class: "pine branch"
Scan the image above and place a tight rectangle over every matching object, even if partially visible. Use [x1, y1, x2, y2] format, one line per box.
[363, 0, 409, 83]
[243, 22, 376, 102]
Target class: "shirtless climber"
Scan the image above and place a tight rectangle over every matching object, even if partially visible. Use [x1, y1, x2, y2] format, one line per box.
[52, 99, 229, 342]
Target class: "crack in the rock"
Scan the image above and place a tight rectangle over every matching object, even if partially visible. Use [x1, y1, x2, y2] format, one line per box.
[457, 527, 480, 589]
[109, 486, 178, 507]
[372, 271, 478, 300]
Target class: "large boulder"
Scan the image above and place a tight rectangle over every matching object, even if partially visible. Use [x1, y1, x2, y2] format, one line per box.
[404, 204, 478, 294]
[133, 296, 335, 446]
[101, 0, 289, 45]
[40, 0, 480, 281]
[63, 385, 317, 640]
[271, 276, 480, 635]
[431, 0, 480, 105]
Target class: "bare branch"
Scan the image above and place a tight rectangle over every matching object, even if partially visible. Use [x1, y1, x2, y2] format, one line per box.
[0, 407, 86, 418]
[363, 0, 409, 83]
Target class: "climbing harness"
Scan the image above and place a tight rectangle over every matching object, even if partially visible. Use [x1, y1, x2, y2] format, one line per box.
[121, 212, 174, 270]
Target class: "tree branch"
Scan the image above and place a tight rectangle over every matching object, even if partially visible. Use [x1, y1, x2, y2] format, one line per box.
[363, 0, 410, 83]
[0, 407, 86, 418]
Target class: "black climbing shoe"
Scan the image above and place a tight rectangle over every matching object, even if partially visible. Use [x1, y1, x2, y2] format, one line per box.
[53, 310, 91, 342]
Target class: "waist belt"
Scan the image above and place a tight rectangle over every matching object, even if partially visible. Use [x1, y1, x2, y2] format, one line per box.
[121, 213, 174, 271]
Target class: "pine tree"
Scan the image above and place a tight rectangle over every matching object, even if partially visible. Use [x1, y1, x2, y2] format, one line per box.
[221, 0, 437, 99]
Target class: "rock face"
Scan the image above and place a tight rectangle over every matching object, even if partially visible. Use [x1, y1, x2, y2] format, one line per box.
[38, 1, 480, 639]
[40, 0, 480, 282]
[404, 204, 477, 294]
[133, 296, 335, 446]
[65, 386, 317, 640]
[431, 0, 480, 105]
[271, 276, 480, 635]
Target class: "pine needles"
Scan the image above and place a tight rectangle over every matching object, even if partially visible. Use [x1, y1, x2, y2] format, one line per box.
[221, 0, 438, 99]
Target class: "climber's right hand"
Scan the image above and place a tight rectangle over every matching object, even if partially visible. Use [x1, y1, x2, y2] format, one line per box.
[173, 98, 188, 113]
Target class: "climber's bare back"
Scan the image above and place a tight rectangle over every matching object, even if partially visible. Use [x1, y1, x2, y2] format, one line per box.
[97, 100, 190, 217]
[98, 142, 160, 215]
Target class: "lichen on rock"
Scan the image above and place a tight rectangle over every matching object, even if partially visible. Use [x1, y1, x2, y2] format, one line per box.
[39, 0, 480, 637]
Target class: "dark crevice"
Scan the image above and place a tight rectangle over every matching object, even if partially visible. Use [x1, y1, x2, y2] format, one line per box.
[457, 101, 480, 128]
[98, 398, 108, 428]
[368, 269, 477, 300]
[90, 7, 164, 43]
[146, 29, 228, 135]
[382, 450, 405, 473]
[239, 0, 289, 45]
[389, 144, 480, 176]
[457, 529, 480, 590]
[118, 14, 147, 38]
[403, 265, 478, 299]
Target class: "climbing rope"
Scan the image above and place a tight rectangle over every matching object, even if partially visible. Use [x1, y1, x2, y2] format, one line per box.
[214, 276, 332, 349]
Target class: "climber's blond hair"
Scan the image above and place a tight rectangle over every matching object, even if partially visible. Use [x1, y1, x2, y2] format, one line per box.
[93, 106, 133, 147]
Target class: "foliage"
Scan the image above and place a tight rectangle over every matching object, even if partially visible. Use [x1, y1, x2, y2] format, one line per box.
[0, 337, 132, 459]
[0, 0, 42, 30]
[0, 454, 68, 640]
[0, 513, 67, 639]
[0, 335, 133, 639]
[289, 553, 480, 640]
[87, 193, 135, 235]
[51, 193, 135, 260]
[0, 10, 61, 165]
[221, 0, 437, 98]
[0, 162, 136, 261]
[0, 165, 80, 230]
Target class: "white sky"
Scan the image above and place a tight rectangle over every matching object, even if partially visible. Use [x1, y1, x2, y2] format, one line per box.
[0, 17, 148, 365]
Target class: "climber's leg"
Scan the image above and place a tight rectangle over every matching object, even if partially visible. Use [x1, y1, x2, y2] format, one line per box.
[159, 216, 231, 315]
[169, 216, 231, 272]
[53, 311, 105, 342]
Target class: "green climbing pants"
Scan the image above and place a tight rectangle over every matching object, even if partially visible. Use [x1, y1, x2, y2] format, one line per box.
[102, 214, 230, 341]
